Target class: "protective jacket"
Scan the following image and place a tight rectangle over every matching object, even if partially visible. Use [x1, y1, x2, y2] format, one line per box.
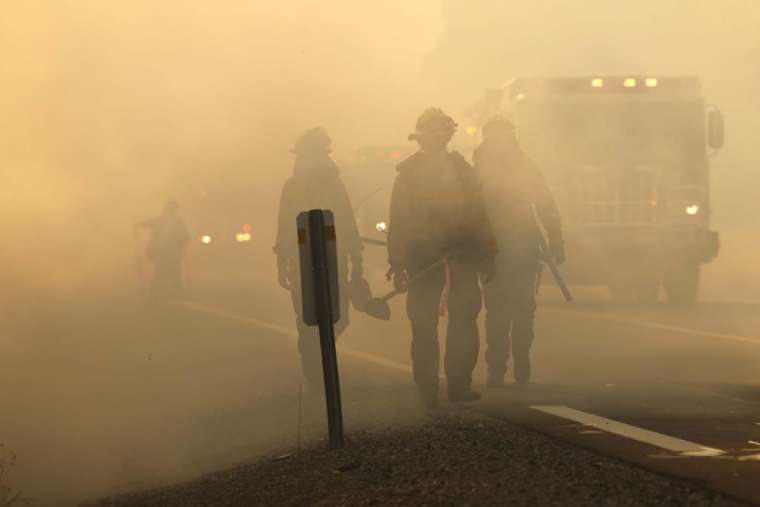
[387, 150, 497, 271]
[274, 153, 362, 277]
[474, 139, 561, 265]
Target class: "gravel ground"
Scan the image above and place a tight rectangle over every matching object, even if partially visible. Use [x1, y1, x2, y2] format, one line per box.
[87, 410, 745, 506]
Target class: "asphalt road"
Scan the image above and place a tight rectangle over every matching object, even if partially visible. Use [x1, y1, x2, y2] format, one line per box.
[0, 291, 421, 507]
[5, 264, 760, 505]
[474, 299, 760, 505]
[187, 269, 760, 504]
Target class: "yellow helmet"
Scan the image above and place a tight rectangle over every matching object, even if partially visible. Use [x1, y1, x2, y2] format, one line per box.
[291, 127, 332, 154]
[408, 108, 458, 141]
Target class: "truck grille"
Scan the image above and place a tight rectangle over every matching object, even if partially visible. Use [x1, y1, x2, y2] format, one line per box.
[570, 169, 656, 225]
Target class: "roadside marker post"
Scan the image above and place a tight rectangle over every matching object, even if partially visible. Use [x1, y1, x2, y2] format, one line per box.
[297, 209, 344, 449]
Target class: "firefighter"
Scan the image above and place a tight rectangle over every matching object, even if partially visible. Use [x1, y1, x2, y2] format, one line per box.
[274, 127, 363, 389]
[474, 115, 565, 386]
[135, 200, 190, 298]
[387, 108, 497, 408]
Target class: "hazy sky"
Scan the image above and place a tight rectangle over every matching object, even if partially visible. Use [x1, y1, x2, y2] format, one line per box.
[2, 1, 759, 297]
[2, 5, 760, 502]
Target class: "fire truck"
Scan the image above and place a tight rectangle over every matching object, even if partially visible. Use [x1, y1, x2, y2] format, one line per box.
[470, 76, 724, 304]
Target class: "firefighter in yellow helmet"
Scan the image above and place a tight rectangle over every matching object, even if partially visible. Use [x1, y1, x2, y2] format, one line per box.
[387, 108, 497, 408]
[274, 127, 363, 389]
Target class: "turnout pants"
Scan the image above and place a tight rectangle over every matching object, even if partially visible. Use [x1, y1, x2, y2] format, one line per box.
[406, 259, 482, 395]
[289, 273, 350, 389]
[483, 261, 538, 379]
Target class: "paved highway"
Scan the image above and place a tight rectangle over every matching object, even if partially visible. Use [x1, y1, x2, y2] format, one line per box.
[188, 272, 760, 504]
[4, 266, 760, 505]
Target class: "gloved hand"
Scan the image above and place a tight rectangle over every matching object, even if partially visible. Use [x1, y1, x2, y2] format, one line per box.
[392, 268, 409, 293]
[550, 239, 566, 266]
[350, 255, 364, 281]
[479, 257, 496, 284]
[277, 258, 290, 290]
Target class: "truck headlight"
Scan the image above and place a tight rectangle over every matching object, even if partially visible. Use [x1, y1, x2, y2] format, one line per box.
[376, 221, 387, 233]
[685, 205, 700, 216]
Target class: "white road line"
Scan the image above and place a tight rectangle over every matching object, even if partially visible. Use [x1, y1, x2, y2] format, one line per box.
[334, 347, 412, 375]
[181, 301, 735, 460]
[182, 301, 298, 337]
[545, 308, 760, 346]
[531, 405, 725, 457]
[180, 301, 413, 375]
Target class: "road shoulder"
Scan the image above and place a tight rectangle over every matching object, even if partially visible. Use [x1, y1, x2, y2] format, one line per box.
[87, 409, 744, 506]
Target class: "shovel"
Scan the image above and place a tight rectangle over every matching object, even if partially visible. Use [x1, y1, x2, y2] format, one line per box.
[363, 257, 448, 320]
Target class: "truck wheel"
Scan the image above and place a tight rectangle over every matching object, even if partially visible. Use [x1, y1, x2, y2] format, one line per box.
[664, 262, 700, 306]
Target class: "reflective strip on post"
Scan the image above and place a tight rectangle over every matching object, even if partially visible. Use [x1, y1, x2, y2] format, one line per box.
[323, 220, 339, 324]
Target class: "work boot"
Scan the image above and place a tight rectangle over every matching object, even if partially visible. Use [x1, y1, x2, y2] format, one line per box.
[419, 387, 439, 410]
[448, 386, 481, 403]
[513, 353, 531, 385]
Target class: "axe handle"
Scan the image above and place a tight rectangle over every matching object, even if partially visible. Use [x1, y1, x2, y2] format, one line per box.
[543, 258, 573, 302]
[537, 234, 573, 303]
[379, 257, 448, 301]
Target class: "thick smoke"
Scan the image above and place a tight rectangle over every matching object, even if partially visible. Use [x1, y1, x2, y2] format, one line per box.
[1, 2, 759, 505]
[1, 1, 441, 308]
[424, 0, 760, 298]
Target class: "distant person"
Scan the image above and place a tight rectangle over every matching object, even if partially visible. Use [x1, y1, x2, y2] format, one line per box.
[274, 127, 363, 389]
[135, 200, 189, 298]
[474, 116, 564, 386]
[387, 108, 497, 408]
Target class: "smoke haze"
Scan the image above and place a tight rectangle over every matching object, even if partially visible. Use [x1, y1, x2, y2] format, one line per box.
[2, 1, 760, 505]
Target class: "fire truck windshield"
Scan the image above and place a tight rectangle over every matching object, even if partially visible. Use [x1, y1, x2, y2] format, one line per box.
[517, 100, 705, 171]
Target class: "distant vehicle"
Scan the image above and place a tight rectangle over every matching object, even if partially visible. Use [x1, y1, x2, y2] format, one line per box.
[467, 76, 723, 304]
[176, 183, 256, 265]
[345, 145, 413, 237]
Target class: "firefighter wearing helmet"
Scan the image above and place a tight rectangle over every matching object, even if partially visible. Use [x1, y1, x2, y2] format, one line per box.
[387, 108, 498, 408]
[474, 115, 565, 386]
[135, 200, 189, 298]
[274, 127, 364, 390]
